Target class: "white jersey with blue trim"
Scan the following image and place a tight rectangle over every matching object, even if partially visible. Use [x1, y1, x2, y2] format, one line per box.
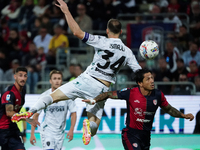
[82, 32, 141, 83]
[38, 89, 76, 132]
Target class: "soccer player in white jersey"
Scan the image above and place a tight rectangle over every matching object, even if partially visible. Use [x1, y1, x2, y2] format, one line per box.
[11, 0, 141, 145]
[29, 70, 77, 150]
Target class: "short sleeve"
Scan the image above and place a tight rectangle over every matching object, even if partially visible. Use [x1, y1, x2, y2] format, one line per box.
[67, 100, 76, 113]
[1, 92, 15, 105]
[116, 88, 130, 101]
[160, 91, 169, 107]
[82, 32, 106, 49]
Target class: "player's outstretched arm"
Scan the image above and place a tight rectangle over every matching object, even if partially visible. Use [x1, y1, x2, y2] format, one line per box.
[82, 91, 118, 104]
[67, 112, 77, 142]
[161, 104, 194, 121]
[30, 113, 40, 145]
[55, 0, 85, 39]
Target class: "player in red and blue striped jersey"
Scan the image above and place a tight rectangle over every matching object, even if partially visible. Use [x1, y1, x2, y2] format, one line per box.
[0, 67, 39, 150]
[83, 68, 194, 150]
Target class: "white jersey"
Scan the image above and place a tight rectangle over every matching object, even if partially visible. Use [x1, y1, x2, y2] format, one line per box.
[38, 89, 76, 133]
[82, 32, 141, 83]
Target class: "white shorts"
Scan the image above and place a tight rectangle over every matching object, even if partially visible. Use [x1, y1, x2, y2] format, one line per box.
[40, 127, 65, 150]
[58, 72, 109, 119]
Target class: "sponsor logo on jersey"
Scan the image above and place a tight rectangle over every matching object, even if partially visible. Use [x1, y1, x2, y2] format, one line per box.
[136, 118, 151, 123]
[153, 99, 157, 105]
[134, 108, 143, 116]
[133, 143, 138, 147]
[47, 106, 65, 113]
[120, 88, 127, 92]
[95, 67, 114, 77]
[134, 100, 140, 103]
[6, 94, 10, 101]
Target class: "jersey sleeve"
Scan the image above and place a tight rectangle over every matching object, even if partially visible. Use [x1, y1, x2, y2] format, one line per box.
[67, 100, 77, 113]
[1, 92, 15, 105]
[160, 91, 169, 107]
[82, 32, 106, 49]
[116, 88, 130, 101]
[126, 51, 142, 72]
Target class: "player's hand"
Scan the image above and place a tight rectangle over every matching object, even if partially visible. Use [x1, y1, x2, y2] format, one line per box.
[82, 99, 96, 105]
[30, 134, 36, 145]
[55, 0, 68, 14]
[183, 113, 194, 121]
[26, 118, 40, 127]
[66, 130, 73, 142]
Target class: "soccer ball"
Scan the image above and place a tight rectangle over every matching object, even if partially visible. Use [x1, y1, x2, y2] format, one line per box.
[139, 40, 159, 60]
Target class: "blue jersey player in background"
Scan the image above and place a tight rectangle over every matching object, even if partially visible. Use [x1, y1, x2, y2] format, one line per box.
[83, 68, 194, 150]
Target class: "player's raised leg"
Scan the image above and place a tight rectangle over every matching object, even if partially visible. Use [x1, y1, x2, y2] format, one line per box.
[11, 89, 70, 122]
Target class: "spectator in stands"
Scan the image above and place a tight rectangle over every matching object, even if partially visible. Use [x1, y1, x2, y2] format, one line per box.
[187, 60, 199, 83]
[6, 28, 21, 61]
[33, 0, 49, 18]
[17, 30, 32, 55]
[64, 63, 76, 81]
[189, 1, 200, 42]
[30, 18, 42, 39]
[75, 3, 92, 32]
[172, 73, 192, 95]
[33, 26, 52, 54]
[48, 5, 63, 25]
[164, 40, 180, 73]
[4, 59, 20, 82]
[153, 0, 169, 12]
[1, 0, 21, 29]
[167, 25, 194, 53]
[67, 0, 79, 18]
[0, 50, 9, 72]
[194, 75, 200, 93]
[41, 14, 53, 34]
[97, 0, 118, 30]
[147, 4, 163, 22]
[18, 0, 34, 30]
[83, 0, 101, 30]
[172, 58, 189, 81]
[182, 42, 200, 67]
[152, 57, 172, 95]
[163, 6, 182, 32]
[177, 25, 193, 53]
[22, 42, 39, 93]
[167, 0, 180, 13]
[119, 0, 139, 14]
[0, 18, 10, 43]
[36, 47, 46, 75]
[48, 24, 69, 55]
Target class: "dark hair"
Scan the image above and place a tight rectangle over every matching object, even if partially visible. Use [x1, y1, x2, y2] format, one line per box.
[107, 19, 122, 34]
[15, 67, 27, 74]
[176, 58, 184, 63]
[49, 70, 63, 79]
[134, 69, 152, 84]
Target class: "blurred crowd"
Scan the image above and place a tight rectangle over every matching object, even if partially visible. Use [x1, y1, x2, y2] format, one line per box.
[0, 0, 200, 94]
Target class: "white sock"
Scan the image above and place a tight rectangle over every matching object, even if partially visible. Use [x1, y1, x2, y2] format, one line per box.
[29, 95, 53, 113]
[90, 121, 98, 137]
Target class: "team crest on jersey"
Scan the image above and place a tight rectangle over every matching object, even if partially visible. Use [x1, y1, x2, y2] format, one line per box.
[153, 99, 157, 105]
[133, 143, 138, 147]
[120, 88, 127, 92]
[46, 141, 50, 146]
[6, 94, 10, 101]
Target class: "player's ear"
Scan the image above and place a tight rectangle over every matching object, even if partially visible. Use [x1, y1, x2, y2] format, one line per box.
[14, 74, 17, 80]
[106, 29, 109, 34]
[49, 79, 52, 84]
